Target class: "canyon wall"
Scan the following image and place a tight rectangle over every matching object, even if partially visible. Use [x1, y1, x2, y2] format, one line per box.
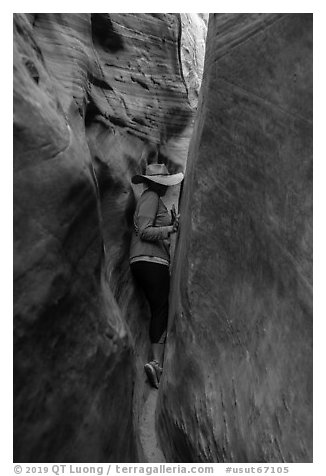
[158, 13, 313, 463]
[13, 13, 206, 462]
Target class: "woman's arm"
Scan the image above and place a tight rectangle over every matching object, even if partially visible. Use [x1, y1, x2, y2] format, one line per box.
[137, 191, 174, 241]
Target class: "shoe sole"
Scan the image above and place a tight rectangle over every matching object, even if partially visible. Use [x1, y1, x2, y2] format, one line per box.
[144, 363, 159, 389]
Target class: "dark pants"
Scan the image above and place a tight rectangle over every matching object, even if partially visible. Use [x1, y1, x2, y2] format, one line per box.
[130, 261, 170, 343]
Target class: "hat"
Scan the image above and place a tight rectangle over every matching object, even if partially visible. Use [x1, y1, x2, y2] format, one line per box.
[131, 163, 184, 186]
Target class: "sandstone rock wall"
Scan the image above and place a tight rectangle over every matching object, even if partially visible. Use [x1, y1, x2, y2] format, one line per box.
[157, 13, 313, 463]
[180, 14, 208, 108]
[13, 13, 206, 462]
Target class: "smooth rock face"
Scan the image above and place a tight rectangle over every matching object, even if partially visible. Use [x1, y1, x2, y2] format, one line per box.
[180, 14, 208, 108]
[13, 13, 205, 462]
[158, 14, 312, 463]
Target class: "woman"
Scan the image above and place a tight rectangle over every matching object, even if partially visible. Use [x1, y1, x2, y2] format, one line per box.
[130, 163, 184, 389]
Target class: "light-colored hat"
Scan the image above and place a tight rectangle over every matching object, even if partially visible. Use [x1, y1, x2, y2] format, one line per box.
[131, 163, 184, 186]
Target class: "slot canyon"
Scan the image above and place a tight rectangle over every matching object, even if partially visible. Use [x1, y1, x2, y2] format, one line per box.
[13, 13, 312, 463]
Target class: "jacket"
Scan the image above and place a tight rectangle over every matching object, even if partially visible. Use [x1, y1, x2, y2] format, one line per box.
[129, 189, 173, 262]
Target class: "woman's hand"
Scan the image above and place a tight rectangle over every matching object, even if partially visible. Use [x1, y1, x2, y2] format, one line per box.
[170, 204, 180, 234]
[172, 215, 180, 232]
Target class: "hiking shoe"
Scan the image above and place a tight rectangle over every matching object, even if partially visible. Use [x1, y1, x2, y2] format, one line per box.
[144, 360, 163, 389]
[152, 360, 163, 381]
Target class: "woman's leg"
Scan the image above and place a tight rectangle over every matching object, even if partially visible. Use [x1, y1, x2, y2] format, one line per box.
[152, 343, 164, 367]
[151, 328, 166, 365]
[131, 261, 170, 367]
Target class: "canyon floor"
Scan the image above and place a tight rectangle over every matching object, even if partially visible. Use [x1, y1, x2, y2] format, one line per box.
[139, 388, 165, 463]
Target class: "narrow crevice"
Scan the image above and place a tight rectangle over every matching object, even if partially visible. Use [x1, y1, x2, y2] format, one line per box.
[176, 14, 189, 102]
[134, 14, 205, 462]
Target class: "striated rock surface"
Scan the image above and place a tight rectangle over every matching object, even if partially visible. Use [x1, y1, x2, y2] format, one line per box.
[13, 13, 206, 462]
[157, 14, 312, 463]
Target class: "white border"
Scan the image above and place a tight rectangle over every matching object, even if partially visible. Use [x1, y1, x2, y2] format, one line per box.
[5, 3, 324, 472]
